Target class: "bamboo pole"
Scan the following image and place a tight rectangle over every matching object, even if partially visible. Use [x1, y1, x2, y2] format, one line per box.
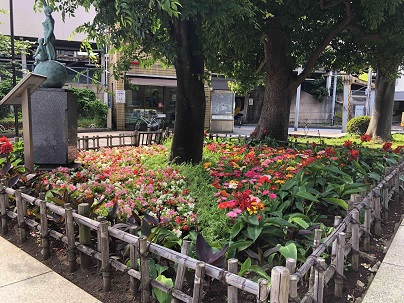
[39, 193, 50, 260]
[192, 262, 206, 303]
[172, 240, 192, 303]
[331, 216, 342, 259]
[373, 188, 382, 237]
[129, 226, 139, 297]
[313, 258, 326, 303]
[100, 220, 111, 292]
[309, 229, 322, 288]
[383, 183, 389, 221]
[363, 197, 371, 252]
[2, 179, 9, 208]
[78, 203, 91, 269]
[351, 209, 360, 271]
[334, 232, 346, 297]
[346, 195, 356, 239]
[15, 189, 26, 243]
[286, 258, 296, 275]
[20, 187, 27, 217]
[289, 275, 299, 302]
[65, 205, 77, 273]
[140, 236, 151, 303]
[394, 169, 400, 204]
[84, 136, 89, 150]
[0, 182, 6, 235]
[269, 267, 289, 303]
[227, 258, 239, 303]
[97, 216, 103, 272]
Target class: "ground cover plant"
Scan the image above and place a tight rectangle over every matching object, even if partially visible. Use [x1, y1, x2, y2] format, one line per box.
[33, 135, 404, 284]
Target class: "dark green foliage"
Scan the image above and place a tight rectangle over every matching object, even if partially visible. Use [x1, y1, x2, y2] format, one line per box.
[347, 116, 371, 135]
[69, 87, 107, 127]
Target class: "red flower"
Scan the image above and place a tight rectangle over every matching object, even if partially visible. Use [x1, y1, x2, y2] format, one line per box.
[343, 140, 353, 148]
[325, 147, 336, 157]
[394, 146, 403, 154]
[0, 136, 12, 155]
[349, 149, 360, 160]
[382, 142, 392, 152]
[360, 134, 371, 142]
[311, 142, 317, 149]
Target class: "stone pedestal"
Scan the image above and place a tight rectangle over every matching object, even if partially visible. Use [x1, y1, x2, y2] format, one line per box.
[31, 88, 77, 166]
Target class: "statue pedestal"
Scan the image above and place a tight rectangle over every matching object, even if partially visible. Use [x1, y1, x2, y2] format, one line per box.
[31, 88, 77, 166]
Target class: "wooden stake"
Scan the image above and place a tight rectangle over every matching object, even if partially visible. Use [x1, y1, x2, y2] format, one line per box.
[313, 258, 326, 303]
[374, 188, 382, 237]
[172, 240, 192, 303]
[351, 209, 360, 271]
[129, 226, 139, 297]
[331, 216, 342, 259]
[15, 189, 26, 243]
[227, 258, 239, 303]
[65, 206, 76, 273]
[192, 262, 206, 303]
[39, 193, 50, 260]
[334, 232, 346, 297]
[394, 170, 400, 204]
[78, 203, 91, 269]
[97, 216, 103, 272]
[286, 258, 296, 275]
[139, 236, 151, 303]
[269, 267, 289, 303]
[383, 183, 389, 221]
[309, 229, 322, 288]
[100, 220, 111, 292]
[363, 198, 371, 252]
[289, 274, 299, 302]
[0, 182, 8, 235]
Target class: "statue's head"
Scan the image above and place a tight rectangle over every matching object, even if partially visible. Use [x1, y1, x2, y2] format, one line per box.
[44, 6, 53, 15]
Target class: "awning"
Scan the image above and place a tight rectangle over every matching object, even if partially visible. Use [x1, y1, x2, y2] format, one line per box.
[128, 77, 177, 87]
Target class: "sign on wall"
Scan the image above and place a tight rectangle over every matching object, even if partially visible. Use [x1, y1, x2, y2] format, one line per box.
[116, 90, 126, 104]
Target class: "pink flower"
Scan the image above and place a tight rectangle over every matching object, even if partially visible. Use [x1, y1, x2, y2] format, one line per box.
[262, 190, 270, 195]
[269, 193, 277, 200]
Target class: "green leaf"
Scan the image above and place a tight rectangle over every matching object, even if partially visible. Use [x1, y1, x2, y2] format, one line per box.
[230, 221, 244, 239]
[322, 198, 348, 210]
[279, 242, 297, 260]
[153, 275, 173, 303]
[249, 265, 271, 282]
[246, 226, 263, 241]
[264, 217, 297, 228]
[282, 180, 297, 191]
[295, 191, 318, 202]
[289, 217, 309, 229]
[238, 257, 252, 276]
[229, 240, 253, 252]
[248, 215, 260, 226]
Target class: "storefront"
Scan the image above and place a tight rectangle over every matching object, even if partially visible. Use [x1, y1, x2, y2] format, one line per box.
[124, 75, 177, 130]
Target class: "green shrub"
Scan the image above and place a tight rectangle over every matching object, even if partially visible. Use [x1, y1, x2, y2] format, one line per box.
[346, 116, 371, 135]
[69, 87, 108, 127]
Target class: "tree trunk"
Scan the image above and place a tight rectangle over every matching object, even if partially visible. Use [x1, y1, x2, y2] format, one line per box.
[170, 18, 205, 164]
[366, 66, 397, 141]
[254, 21, 294, 141]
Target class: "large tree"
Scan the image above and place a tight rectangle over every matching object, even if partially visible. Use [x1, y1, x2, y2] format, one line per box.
[45, 0, 246, 164]
[205, 0, 403, 141]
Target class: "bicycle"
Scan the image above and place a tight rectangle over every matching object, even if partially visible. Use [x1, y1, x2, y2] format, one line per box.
[134, 112, 165, 131]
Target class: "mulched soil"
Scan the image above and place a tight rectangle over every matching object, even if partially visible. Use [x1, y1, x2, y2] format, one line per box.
[2, 192, 403, 303]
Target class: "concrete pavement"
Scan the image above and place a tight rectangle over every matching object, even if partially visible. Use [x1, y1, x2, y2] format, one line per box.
[0, 236, 101, 303]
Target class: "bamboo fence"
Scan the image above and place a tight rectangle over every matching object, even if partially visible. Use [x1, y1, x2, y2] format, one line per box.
[0, 158, 403, 302]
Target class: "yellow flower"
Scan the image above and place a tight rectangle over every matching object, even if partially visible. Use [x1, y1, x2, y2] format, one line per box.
[228, 180, 239, 189]
[204, 162, 211, 168]
[286, 166, 295, 171]
[286, 174, 294, 178]
[275, 180, 285, 184]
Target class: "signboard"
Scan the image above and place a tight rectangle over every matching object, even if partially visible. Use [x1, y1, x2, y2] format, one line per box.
[211, 91, 234, 115]
[116, 90, 126, 104]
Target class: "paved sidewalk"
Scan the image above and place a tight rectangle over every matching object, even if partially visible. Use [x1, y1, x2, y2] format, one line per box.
[362, 217, 404, 303]
[0, 236, 101, 303]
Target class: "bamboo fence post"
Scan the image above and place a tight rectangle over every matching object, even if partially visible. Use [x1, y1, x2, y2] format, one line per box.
[257, 279, 270, 303]
[97, 216, 103, 272]
[96, 136, 100, 148]
[84, 136, 89, 150]
[309, 229, 322, 288]
[394, 169, 400, 204]
[100, 220, 111, 292]
[15, 189, 26, 243]
[78, 203, 91, 269]
[1, 179, 9, 208]
[351, 209, 360, 271]
[172, 240, 192, 303]
[20, 187, 27, 216]
[334, 232, 346, 297]
[269, 267, 289, 303]
[286, 258, 296, 274]
[383, 183, 389, 221]
[289, 274, 299, 302]
[0, 182, 7, 235]
[346, 195, 356, 239]
[313, 258, 326, 303]
[140, 236, 151, 303]
[363, 198, 371, 252]
[227, 258, 239, 303]
[134, 130, 139, 146]
[39, 193, 50, 260]
[331, 216, 342, 260]
[192, 262, 206, 303]
[374, 188, 382, 237]
[129, 226, 139, 297]
[65, 205, 77, 273]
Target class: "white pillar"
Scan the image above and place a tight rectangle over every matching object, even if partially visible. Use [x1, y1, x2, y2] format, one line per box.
[331, 71, 338, 125]
[326, 71, 332, 96]
[365, 67, 372, 116]
[294, 67, 303, 131]
[342, 75, 351, 133]
[21, 52, 27, 76]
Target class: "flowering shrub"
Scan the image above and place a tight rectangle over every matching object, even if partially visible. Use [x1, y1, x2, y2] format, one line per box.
[42, 146, 197, 235]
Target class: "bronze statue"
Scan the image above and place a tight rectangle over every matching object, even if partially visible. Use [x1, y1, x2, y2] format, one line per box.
[34, 0, 56, 64]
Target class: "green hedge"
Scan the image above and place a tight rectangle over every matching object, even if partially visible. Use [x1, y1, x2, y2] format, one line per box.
[346, 116, 371, 135]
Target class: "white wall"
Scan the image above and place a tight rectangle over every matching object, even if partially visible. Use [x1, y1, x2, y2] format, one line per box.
[0, 0, 95, 42]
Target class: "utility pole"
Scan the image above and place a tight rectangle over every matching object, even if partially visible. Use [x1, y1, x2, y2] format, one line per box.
[9, 0, 19, 137]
